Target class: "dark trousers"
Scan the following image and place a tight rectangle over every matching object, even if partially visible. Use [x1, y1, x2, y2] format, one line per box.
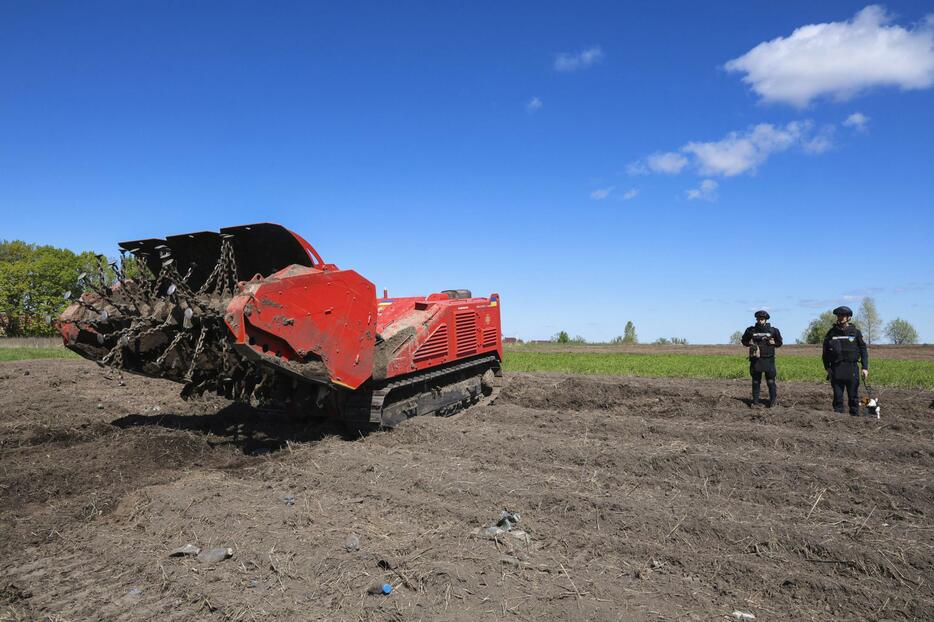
[831, 370, 860, 415]
[750, 360, 777, 405]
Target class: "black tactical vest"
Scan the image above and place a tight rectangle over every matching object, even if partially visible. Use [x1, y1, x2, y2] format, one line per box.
[749, 325, 776, 358]
[828, 325, 860, 365]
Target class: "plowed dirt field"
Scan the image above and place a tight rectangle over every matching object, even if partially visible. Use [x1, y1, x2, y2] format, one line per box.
[2, 360, 932, 621]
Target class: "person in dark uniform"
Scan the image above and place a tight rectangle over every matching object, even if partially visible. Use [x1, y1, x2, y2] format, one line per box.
[822, 306, 869, 416]
[740, 310, 783, 407]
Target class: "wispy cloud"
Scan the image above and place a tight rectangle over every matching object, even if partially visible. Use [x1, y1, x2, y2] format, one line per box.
[843, 111, 870, 131]
[626, 152, 688, 176]
[630, 120, 826, 179]
[800, 296, 867, 310]
[625, 161, 649, 176]
[725, 6, 934, 107]
[590, 186, 614, 200]
[893, 281, 934, 294]
[842, 287, 887, 300]
[686, 179, 718, 202]
[646, 152, 689, 174]
[684, 121, 810, 176]
[554, 46, 604, 72]
[526, 96, 543, 112]
[804, 125, 835, 154]
[622, 188, 639, 201]
[797, 283, 930, 309]
[798, 298, 840, 309]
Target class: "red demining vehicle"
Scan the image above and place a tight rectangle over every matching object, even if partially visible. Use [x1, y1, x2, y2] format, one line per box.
[58, 223, 503, 429]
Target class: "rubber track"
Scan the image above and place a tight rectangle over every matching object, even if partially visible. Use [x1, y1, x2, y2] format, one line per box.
[367, 355, 501, 424]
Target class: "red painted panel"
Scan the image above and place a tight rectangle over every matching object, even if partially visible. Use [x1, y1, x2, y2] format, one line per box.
[377, 294, 502, 379]
[225, 265, 377, 389]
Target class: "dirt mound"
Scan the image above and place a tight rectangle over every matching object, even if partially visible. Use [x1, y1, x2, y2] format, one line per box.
[1, 360, 932, 620]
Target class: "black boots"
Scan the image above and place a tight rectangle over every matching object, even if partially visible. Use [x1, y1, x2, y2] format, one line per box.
[752, 380, 777, 407]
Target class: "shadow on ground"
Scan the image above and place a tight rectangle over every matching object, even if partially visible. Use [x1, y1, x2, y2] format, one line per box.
[733, 396, 772, 408]
[112, 402, 368, 455]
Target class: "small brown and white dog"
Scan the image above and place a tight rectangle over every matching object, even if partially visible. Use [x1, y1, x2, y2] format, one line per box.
[861, 397, 881, 419]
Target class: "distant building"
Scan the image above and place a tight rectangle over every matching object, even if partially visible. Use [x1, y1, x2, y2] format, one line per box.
[503, 337, 518, 344]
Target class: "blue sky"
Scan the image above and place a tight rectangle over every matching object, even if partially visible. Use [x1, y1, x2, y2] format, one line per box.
[2, 1, 932, 343]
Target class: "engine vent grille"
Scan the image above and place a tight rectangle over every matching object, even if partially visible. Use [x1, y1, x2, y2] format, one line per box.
[482, 327, 498, 348]
[455, 311, 478, 357]
[414, 325, 449, 362]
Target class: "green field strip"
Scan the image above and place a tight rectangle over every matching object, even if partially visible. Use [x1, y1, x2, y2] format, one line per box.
[503, 351, 934, 390]
[0, 348, 78, 362]
[3, 347, 932, 389]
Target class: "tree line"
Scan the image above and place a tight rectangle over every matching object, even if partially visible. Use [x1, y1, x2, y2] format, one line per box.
[0, 240, 106, 337]
[551, 322, 689, 345]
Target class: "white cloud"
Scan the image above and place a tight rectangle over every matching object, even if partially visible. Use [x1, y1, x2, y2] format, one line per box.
[627, 152, 688, 176]
[590, 186, 614, 200]
[725, 5, 934, 107]
[843, 111, 870, 131]
[686, 179, 718, 202]
[682, 121, 810, 176]
[526, 96, 543, 112]
[804, 125, 835, 154]
[622, 189, 639, 200]
[625, 161, 649, 176]
[646, 151, 689, 174]
[630, 120, 836, 187]
[554, 46, 604, 72]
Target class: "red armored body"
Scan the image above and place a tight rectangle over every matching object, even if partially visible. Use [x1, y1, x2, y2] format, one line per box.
[58, 223, 503, 428]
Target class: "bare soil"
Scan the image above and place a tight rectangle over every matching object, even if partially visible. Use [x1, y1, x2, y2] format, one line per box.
[508, 343, 934, 360]
[1, 359, 933, 621]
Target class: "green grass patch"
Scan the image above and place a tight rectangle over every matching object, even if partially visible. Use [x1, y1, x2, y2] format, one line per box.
[0, 347, 78, 362]
[503, 352, 934, 390]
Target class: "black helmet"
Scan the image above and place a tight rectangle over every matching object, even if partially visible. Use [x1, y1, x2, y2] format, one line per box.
[754, 310, 770, 319]
[832, 306, 853, 317]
